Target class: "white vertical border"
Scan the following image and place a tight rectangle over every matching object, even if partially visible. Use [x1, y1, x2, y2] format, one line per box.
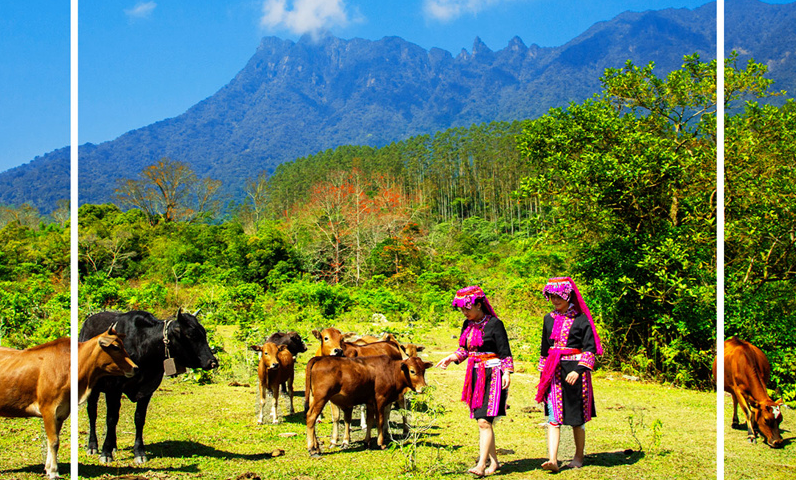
[70, 0, 79, 477]
[717, 1, 725, 479]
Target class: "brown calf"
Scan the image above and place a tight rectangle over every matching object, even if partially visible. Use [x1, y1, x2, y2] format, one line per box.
[305, 355, 431, 455]
[0, 328, 137, 479]
[251, 342, 295, 424]
[715, 337, 784, 447]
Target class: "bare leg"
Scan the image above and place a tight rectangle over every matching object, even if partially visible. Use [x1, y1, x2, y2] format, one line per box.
[469, 418, 492, 476]
[568, 425, 585, 468]
[542, 424, 560, 472]
[484, 419, 499, 475]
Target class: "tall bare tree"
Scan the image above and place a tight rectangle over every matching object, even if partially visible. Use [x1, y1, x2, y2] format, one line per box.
[115, 157, 221, 224]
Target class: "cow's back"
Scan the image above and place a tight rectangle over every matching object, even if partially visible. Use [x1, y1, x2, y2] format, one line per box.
[343, 341, 402, 360]
[0, 338, 69, 417]
[725, 337, 771, 391]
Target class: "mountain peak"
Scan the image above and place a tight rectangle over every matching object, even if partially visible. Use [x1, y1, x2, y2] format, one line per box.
[472, 36, 493, 56]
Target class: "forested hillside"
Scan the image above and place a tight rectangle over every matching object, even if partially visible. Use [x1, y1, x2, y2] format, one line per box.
[0, 203, 70, 347]
[70, 54, 751, 393]
[2, 2, 727, 212]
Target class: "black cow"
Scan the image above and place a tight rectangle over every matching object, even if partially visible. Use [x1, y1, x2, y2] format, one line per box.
[78, 309, 218, 464]
[266, 331, 308, 357]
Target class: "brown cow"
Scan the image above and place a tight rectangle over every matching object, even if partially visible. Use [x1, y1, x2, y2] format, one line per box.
[351, 332, 425, 359]
[305, 355, 431, 455]
[0, 328, 137, 479]
[716, 337, 784, 447]
[310, 327, 405, 444]
[250, 342, 295, 424]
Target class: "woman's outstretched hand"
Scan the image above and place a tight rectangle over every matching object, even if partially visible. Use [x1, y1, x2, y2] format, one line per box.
[435, 354, 457, 370]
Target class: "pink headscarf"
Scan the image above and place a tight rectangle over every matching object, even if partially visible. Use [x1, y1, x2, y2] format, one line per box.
[542, 277, 603, 355]
[451, 285, 497, 318]
[452, 285, 497, 350]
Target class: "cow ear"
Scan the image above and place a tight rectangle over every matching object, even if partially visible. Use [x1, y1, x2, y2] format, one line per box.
[417, 346, 425, 352]
[748, 399, 760, 410]
[312, 330, 322, 340]
[423, 361, 433, 369]
[278, 345, 288, 352]
[98, 336, 113, 348]
[250, 345, 262, 352]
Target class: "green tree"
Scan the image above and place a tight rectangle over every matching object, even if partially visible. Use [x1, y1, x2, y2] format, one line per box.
[516, 54, 725, 387]
[725, 53, 796, 402]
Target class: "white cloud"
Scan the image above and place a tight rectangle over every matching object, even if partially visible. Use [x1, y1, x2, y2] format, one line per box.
[124, 1, 157, 20]
[423, 0, 504, 22]
[261, 0, 353, 37]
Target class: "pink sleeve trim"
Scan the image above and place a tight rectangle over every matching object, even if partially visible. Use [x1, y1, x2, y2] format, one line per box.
[454, 347, 469, 363]
[578, 351, 595, 370]
[501, 356, 514, 372]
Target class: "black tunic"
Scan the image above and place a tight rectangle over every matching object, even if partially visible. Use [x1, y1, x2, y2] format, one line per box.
[458, 316, 513, 419]
[540, 312, 597, 425]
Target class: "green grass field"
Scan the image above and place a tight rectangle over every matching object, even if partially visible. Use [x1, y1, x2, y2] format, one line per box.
[2, 324, 719, 479]
[0, 416, 73, 480]
[722, 393, 796, 480]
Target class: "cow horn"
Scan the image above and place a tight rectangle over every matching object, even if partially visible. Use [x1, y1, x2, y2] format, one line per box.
[108, 322, 118, 334]
[192, 308, 201, 317]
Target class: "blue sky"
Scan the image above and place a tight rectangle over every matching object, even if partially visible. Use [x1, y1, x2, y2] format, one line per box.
[0, 1, 793, 173]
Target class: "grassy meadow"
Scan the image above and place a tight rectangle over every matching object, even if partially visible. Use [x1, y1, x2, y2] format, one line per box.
[0, 416, 73, 480]
[62, 323, 717, 480]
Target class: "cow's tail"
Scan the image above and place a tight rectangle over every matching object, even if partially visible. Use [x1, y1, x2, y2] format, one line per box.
[304, 356, 319, 415]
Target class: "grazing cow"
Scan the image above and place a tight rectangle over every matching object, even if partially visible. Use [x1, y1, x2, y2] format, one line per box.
[250, 342, 295, 423]
[305, 355, 432, 455]
[266, 331, 308, 357]
[79, 309, 219, 464]
[716, 337, 784, 447]
[0, 328, 137, 479]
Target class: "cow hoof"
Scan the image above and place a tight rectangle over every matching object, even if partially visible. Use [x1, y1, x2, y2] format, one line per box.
[308, 449, 322, 457]
[134, 455, 148, 464]
[99, 455, 113, 464]
[86, 447, 98, 455]
[380, 444, 387, 450]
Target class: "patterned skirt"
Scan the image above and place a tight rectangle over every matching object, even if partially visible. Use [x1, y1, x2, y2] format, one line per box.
[469, 366, 508, 419]
[544, 360, 596, 426]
